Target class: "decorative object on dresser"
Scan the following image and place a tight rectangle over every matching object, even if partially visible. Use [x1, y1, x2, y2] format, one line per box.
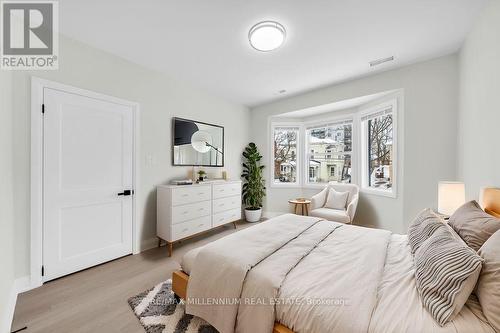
[157, 180, 242, 256]
[241, 142, 266, 222]
[197, 169, 207, 182]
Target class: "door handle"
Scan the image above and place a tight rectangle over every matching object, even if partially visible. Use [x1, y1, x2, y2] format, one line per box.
[118, 190, 132, 196]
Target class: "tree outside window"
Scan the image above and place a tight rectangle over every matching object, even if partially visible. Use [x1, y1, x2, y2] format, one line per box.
[367, 114, 393, 189]
[273, 128, 298, 183]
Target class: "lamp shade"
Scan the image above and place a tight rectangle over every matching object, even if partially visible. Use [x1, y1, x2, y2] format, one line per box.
[438, 181, 465, 216]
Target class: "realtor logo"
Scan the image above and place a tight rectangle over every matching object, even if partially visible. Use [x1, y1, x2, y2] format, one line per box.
[1, 1, 58, 70]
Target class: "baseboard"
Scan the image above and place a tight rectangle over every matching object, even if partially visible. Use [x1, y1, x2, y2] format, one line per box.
[1, 280, 17, 333]
[15, 276, 32, 295]
[140, 237, 159, 252]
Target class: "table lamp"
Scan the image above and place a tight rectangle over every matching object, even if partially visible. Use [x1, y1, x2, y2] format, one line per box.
[438, 181, 465, 216]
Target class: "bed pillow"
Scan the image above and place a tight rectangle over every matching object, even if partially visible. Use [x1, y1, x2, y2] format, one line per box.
[476, 229, 500, 332]
[408, 208, 445, 255]
[414, 226, 483, 326]
[324, 189, 349, 210]
[448, 200, 500, 251]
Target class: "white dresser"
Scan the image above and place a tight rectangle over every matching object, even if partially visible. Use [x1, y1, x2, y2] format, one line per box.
[157, 180, 242, 256]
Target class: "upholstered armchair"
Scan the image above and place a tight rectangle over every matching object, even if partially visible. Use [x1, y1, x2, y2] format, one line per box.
[310, 183, 359, 224]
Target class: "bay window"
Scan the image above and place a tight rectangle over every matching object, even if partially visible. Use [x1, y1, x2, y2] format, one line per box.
[270, 98, 398, 197]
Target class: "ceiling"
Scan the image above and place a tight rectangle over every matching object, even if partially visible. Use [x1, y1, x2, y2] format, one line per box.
[59, 0, 489, 107]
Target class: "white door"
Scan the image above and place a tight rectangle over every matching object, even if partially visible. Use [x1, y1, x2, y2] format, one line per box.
[43, 88, 134, 281]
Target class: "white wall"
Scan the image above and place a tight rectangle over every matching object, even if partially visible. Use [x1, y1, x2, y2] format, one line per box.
[251, 55, 459, 233]
[0, 71, 16, 332]
[10, 35, 250, 279]
[458, 1, 500, 199]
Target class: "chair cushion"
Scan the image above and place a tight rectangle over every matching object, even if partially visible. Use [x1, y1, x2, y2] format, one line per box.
[327, 183, 358, 203]
[310, 208, 350, 223]
[324, 189, 349, 210]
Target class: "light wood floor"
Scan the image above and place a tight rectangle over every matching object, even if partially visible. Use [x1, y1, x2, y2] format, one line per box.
[12, 220, 257, 333]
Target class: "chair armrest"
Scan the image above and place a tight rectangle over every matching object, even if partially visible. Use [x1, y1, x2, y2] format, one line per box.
[347, 194, 359, 222]
[311, 187, 328, 210]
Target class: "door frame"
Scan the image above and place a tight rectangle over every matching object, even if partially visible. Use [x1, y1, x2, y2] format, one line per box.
[30, 77, 141, 288]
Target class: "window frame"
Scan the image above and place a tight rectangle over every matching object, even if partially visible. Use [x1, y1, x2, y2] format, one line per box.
[269, 122, 302, 188]
[359, 99, 398, 198]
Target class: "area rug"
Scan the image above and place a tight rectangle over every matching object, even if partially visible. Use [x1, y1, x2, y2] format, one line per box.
[128, 279, 217, 333]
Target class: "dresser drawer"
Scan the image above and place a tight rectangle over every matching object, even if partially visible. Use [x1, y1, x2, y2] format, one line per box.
[213, 195, 241, 214]
[171, 216, 211, 241]
[172, 201, 211, 224]
[171, 186, 211, 206]
[213, 183, 241, 199]
[213, 208, 241, 228]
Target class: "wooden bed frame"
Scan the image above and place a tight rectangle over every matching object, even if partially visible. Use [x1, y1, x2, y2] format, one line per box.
[172, 187, 500, 333]
[172, 270, 293, 333]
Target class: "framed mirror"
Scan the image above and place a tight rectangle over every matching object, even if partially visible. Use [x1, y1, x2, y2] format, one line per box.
[172, 117, 224, 166]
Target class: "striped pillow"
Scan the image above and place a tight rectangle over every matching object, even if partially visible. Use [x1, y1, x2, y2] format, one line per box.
[408, 208, 445, 254]
[414, 226, 484, 326]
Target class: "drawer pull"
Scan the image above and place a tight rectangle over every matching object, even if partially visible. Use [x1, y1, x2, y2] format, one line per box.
[219, 203, 224, 206]
[182, 228, 189, 232]
[183, 211, 188, 214]
[182, 194, 189, 197]
[198, 224, 204, 227]
[219, 218, 224, 221]
[198, 193, 204, 195]
[198, 208, 204, 211]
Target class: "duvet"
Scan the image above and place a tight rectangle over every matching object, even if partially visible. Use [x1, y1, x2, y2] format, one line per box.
[183, 214, 494, 333]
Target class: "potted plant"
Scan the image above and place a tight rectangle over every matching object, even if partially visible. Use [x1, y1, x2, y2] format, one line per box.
[197, 169, 206, 182]
[241, 143, 266, 222]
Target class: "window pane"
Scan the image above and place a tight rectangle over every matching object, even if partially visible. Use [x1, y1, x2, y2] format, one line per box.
[367, 114, 393, 190]
[308, 154, 351, 183]
[307, 123, 352, 184]
[274, 128, 298, 183]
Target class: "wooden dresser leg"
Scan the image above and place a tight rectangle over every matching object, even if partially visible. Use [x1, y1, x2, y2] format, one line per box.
[157, 237, 162, 247]
[233, 221, 237, 229]
[168, 242, 173, 257]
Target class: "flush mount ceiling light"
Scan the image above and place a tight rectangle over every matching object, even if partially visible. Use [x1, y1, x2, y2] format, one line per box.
[249, 21, 286, 52]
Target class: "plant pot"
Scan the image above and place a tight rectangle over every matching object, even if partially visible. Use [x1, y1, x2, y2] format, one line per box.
[244, 208, 262, 223]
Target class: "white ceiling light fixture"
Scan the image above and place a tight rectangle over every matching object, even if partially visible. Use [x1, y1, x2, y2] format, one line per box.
[249, 21, 286, 52]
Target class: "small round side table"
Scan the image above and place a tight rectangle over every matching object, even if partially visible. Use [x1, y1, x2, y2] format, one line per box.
[288, 199, 311, 216]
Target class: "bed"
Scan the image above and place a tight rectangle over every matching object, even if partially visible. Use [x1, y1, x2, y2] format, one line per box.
[171, 190, 500, 333]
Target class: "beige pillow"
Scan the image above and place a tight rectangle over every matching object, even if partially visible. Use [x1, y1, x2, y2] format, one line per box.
[324, 189, 349, 210]
[448, 201, 500, 251]
[408, 208, 446, 255]
[476, 230, 500, 332]
[414, 226, 483, 326]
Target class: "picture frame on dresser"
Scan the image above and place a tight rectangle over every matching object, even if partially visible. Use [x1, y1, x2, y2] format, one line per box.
[157, 180, 242, 256]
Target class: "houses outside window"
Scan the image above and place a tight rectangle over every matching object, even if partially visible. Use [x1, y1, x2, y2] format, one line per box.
[306, 120, 353, 185]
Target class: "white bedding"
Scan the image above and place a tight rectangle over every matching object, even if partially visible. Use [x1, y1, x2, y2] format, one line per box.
[182, 214, 494, 333]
